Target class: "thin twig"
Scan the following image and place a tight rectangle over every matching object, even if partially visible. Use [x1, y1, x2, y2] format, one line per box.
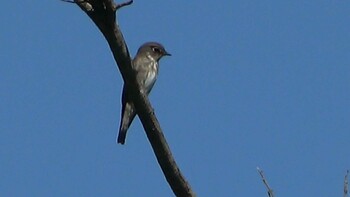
[61, 0, 75, 3]
[345, 170, 349, 197]
[116, 0, 133, 10]
[257, 167, 275, 197]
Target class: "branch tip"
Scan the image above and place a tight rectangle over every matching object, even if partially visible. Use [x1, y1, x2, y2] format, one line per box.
[345, 170, 349, 197]
[116, 0, 133, 10]
[61, 0, 75, 3]
[257, 167, 274, 197]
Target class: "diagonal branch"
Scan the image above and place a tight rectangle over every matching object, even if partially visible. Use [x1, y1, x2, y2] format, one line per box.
[63, 0, 195, 196]
[345, 170, 349, 197]
[257, 167, 275, 197]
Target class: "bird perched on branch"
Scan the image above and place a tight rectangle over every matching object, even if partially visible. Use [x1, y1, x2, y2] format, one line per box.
[117, 42, 171, 144]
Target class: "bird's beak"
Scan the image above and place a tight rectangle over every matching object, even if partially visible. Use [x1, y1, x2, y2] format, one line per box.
[164, 50, 171, 56]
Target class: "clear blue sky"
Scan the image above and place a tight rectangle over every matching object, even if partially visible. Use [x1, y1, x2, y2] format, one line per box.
[1, 1, 349, 196]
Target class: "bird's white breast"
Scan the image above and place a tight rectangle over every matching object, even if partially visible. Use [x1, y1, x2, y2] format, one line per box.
[144, 62, 158, 94]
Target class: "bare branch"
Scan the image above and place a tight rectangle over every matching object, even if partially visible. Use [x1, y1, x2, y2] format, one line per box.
[65, 1, 195, 196]
[60, 0, 75, 3]
[257, 167, 275, 197]
[345, 170, 349, 197]
[116, 0, 133, 10]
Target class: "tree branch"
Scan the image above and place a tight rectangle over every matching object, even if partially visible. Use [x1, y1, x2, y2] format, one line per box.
[345, 170, 349, 197]
[63, 0, 195, 196]
[257, 167, 274, 197]
[115, 0, 133, 10]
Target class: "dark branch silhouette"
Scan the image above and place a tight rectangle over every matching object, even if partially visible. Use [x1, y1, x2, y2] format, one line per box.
[257, 167, 274, 197]
[115, 0, 133, 9]
[62, 0, 195, 196]
[345, 170, 349, 197]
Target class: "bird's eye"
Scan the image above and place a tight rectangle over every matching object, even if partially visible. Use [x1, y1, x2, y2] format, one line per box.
[152, 47, 161, 53]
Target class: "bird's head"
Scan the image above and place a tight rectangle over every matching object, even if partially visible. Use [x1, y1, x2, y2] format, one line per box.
[137, 42, 171, 62]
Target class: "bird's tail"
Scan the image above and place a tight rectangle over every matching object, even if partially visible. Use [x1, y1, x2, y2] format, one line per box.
[117, 127, 127, 145]
[117, 120, 132, 144]
[117, 102, 136, 145]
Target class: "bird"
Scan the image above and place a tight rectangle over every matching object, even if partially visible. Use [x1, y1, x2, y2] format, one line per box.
[117, 42, 171, 144]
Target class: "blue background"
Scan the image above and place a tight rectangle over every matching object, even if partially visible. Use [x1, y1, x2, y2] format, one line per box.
[1, 1, 349, 196]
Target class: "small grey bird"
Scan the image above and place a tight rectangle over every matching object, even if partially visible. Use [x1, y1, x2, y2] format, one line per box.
[117, 42, 171, 144]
